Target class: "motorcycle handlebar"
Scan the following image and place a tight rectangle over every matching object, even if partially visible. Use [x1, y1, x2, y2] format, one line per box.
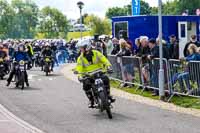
[74, 68, 113, 76]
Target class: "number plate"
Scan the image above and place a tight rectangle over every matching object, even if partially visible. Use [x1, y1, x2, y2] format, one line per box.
[20, 65, 25, 70]
[98, 87, 104, 92]
[95, 79, 103, 85]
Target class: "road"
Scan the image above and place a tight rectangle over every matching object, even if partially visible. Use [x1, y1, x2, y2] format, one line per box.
[0, 65, 200, 133]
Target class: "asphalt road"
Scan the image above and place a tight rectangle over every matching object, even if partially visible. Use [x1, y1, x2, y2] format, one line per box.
[0, 66, 200, 133]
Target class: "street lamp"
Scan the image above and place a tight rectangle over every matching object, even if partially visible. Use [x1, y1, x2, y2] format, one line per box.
[158, 0, 165, 100]
[77, 1, 84, 40]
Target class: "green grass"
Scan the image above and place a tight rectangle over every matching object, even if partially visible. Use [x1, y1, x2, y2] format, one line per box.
[110, 80, 200, 110]
[67, 31, 92, 41]
[111, 80, 159, 100]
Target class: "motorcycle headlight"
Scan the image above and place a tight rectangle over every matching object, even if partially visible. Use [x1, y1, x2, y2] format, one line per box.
[19, 60, 25, 65]
[0, 58, 3, 62]
[45, 58, 50, 62]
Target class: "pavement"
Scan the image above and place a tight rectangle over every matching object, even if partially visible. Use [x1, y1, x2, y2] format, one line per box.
[0, 64, 200, 133]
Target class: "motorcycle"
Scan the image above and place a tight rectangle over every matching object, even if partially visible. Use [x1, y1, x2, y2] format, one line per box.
[0, 58, 6, 80]
[14, 60, 27, 90]
[43, 56, 52, 76]
[75, 69, 113, 119]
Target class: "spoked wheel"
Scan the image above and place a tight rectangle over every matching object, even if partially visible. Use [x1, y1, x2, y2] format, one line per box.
[106, 106, 112, 119]
[45, 64, 50, 76]
[46, 71, 49, 76]
[99, 91, 113, 119]
[20, 72, 25, 90]
[15, 73, 19, 88]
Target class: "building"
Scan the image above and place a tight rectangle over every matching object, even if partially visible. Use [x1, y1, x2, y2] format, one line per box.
[112, 15, 200, 57]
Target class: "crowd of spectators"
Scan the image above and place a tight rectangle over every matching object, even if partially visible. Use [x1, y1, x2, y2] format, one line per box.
[99, 34, 200, 96]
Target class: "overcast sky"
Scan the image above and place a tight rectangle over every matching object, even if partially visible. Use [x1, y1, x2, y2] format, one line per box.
[34, 0, 169, 19]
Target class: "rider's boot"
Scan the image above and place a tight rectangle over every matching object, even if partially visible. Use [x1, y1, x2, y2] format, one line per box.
[85, 91, 94, 108]
[108, 96, 116, 103]
[26, 82, 29, 87]
[6, 81, 10, 87]
[107, 88, 115, 103]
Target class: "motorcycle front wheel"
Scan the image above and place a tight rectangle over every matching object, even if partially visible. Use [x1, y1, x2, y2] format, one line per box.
[98, 91, 112, 119]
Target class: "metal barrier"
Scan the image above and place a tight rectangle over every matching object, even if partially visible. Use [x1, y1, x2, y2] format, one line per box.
[108, 55, 200, 100]
[143, 58, 170, 93]
[107, 55, 123, 81]
[121, 56, 143, 87]
[168, 59, 200, 100]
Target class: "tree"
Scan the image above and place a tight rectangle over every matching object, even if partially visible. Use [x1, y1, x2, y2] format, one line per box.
[162, 0, 179, 15]
[140, 0, 151, 15]
[11, 0, 39, 38]
[106, 0, 151, 19]
[178, 0, 200, 15]
[150, 0, 179, 15]
[84, 14, 111, 35]
[106, 7, 127, 19]
[150, 7, 158, 15]
[38, 6, 69, 38]
[0, 0, 14, 39]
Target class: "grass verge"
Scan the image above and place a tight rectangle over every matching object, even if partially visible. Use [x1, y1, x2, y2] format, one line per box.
[110, 80, 200, 110]
[67, 31, 92, 40]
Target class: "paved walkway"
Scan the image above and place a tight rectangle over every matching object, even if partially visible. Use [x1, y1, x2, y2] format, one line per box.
[0, 104, 44, 133]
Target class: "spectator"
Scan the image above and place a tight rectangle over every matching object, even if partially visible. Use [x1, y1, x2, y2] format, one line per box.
[171, 44, 200, 94]
[100, 38, 107, 57]
[137, 36, 150, 57]
[196, 8, 200, 16]
[137, 36, 151, 88]
[104, 36, 113, 55]
[134, 38, 141, 54]
[185, 44, 200, 61]
[117, 39, 132, 56]
[118, 39, 133, 87]
[168, 35, 179, 59]
[147, 39, 159, 95]
[184, 35, 200, 57]
[148, 39, 159, 59]
[111, 38, 120, 55]
[156, 38, 170, 59]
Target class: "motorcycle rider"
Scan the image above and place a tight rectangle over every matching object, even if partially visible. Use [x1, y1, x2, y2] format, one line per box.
[7, 44, 30, 87]
[41, 43, 54, 71]
[8, 43, 15, 59]
[25, 41, 34, 69]
[51, 42, 59, 66]
[75, 39, 115, 108]
[0, 44, 9, 74]
[33, 43, 42, 67]
[33, 43, 42, 53]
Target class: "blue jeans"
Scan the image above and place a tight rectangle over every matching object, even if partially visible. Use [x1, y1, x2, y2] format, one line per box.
[172, 72, 191, 92]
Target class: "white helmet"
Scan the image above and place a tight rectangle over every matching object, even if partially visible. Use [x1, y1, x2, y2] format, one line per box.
[45, 42, 50, 47]
[35, 43, 39, 47]
[77, 39, 91, 51]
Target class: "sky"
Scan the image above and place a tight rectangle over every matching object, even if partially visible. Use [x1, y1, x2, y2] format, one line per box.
[33, 0, 169, 19]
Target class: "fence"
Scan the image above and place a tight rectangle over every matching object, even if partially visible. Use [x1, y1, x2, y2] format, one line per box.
[168, 59, 200, 100]
[108, 55, 200, 101]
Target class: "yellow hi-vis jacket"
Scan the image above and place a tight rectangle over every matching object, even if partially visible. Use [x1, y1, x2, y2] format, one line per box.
[75, 50, 111, 76]
[27, 44, 34, 56]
